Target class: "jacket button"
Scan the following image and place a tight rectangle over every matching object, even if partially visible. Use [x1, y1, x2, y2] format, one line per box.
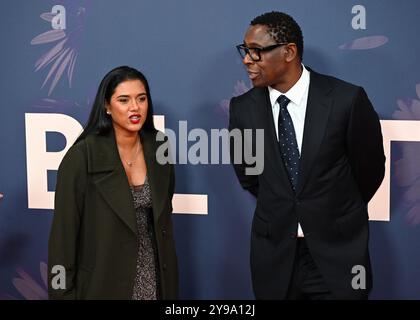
[162, 263, 167, 271]
[162, 229, 167, 238]
[290, 232, 296, 238]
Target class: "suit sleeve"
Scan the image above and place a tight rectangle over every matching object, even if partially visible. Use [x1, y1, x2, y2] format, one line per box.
[229, 97, 259, 197]
[346, 87, 385, 204]
[48, 144, 87, 299]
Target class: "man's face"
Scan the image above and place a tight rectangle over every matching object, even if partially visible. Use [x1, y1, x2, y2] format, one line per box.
[242, 24, 288, 88]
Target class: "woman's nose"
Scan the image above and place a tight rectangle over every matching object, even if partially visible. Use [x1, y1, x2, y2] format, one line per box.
[130, 99, 140, 110]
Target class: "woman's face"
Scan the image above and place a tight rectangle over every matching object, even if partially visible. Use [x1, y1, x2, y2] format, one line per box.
[106, 79, 148, 136]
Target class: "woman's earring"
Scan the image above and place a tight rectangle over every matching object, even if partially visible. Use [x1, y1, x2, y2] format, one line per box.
[106, 110, 111, 115]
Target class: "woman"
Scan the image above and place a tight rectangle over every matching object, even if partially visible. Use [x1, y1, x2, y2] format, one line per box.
[48, 66, 178, 300]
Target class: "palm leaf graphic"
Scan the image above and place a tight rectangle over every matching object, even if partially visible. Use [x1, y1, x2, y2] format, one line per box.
[31, 5, 86, 96]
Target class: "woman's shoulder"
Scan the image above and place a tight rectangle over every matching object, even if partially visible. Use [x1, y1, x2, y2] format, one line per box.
[141, 129, 174, 165]
[141, 129, 168, 148]
[58, 139, 88, 172]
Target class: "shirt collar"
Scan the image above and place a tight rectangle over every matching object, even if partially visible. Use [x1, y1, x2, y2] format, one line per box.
[268, 64, 310, 108]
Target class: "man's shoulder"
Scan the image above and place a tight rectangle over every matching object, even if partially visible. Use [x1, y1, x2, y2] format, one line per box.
[233, 86, 257, 101]
[308, 67, 362, 94]
[231, 86, 265, 109]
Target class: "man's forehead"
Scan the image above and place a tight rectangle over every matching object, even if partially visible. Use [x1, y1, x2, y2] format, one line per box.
[244, 25, 273, 44]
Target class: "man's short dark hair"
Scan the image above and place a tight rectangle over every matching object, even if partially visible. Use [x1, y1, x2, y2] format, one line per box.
[251, 11, 304, 61]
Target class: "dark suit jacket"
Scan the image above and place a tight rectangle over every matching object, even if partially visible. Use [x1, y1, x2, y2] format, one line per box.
[229, 68, 385, 299]
[48, 129, 178, 299]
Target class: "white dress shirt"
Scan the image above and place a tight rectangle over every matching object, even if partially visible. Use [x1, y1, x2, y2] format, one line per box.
[268, 65, 310, 237]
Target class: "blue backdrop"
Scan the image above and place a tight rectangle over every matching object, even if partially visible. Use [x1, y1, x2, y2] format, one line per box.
[0, 0, 419, 299]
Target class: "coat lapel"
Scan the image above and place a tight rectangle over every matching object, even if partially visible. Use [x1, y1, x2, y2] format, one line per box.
[296, 70, 333, 195]
[86, 130, 171, 234]
[250, 87, 294, 192]
[86, 132, 137, 235]
[141, 131, 170, 224]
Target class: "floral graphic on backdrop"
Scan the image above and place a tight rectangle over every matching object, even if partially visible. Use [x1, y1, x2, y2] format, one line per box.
[218, 80, 251, 120]
[392, 83, 420, 226]
[32, 96, 92, 112]
[339, 35, 388, 50]
[30, 2, 88, 96]
[1, 262, 48, 300]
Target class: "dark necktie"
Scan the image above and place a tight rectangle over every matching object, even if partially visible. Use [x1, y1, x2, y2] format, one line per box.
[277, 95, 300, 191]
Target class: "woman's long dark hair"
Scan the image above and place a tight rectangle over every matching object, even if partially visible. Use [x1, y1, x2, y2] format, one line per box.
[75, 66, 156, 143]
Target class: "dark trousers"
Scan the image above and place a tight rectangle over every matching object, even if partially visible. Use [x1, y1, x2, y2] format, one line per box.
[285, 238, 333, 300]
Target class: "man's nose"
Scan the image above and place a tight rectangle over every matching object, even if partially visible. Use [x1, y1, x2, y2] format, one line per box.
[242, 53, 254, 65]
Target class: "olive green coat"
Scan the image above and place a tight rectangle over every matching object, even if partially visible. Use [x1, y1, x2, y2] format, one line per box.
[48, 130, 178, 299]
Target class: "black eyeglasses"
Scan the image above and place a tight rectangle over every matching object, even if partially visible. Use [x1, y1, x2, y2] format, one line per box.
[236, 43, 288, 62]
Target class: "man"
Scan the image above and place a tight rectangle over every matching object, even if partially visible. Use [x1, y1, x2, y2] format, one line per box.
[229, 11, 385, 299]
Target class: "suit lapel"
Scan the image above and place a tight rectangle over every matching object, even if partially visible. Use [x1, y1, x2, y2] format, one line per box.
[86, 132, 137, 235]
[250, 87, 293, 191]
[296, 70, 333, 195]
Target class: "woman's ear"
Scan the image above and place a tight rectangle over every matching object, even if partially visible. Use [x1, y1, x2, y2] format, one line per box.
[105, 104, 111, 115]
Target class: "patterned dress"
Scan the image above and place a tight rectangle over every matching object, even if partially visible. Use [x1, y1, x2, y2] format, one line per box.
[130, 176, 160, 300]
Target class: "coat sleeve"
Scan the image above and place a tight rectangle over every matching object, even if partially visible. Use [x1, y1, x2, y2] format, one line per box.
[346, 87, 386, 204]
[48, 143, 87, 299]
[229, 97, 259, 197]
[169, 162, 175, 209]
